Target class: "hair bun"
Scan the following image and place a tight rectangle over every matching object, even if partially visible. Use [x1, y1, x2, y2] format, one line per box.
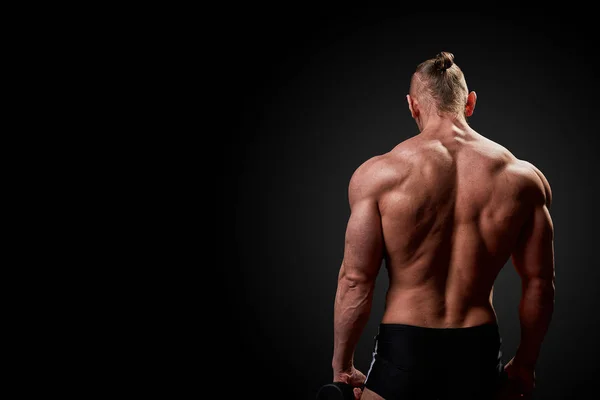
[434, 51, 454, 71]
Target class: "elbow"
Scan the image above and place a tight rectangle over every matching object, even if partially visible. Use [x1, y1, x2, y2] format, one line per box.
[522, 277, 555, 301]
[337, 260, 378, 291]
[339, 272, 375, 290]
[523, 276, 554, 290]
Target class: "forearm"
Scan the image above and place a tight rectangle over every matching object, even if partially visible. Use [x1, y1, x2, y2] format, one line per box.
[515, 277, 555, 368]
[332, 276, 374, 374]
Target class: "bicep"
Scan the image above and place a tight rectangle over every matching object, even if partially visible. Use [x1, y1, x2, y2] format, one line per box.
[341, 198, 384, 284]
[511, 203, 555, 283]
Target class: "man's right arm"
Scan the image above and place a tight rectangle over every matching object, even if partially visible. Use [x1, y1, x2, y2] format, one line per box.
[510, 171, 555, 369]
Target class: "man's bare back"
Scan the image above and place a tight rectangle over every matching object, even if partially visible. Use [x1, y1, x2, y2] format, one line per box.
[329, 52, 554, 399]
[356, 126, 552, 329]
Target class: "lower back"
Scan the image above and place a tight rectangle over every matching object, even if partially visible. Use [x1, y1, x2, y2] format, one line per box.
[381, 283, 498, 328]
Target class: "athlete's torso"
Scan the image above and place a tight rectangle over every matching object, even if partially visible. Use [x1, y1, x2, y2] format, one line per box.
[375, 128, 540, 328]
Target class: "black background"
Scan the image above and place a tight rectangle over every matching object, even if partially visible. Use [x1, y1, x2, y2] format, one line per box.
[221, 10, 600, 400]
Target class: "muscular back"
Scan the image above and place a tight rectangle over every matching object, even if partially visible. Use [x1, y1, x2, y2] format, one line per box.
[359, 130, 552, 328]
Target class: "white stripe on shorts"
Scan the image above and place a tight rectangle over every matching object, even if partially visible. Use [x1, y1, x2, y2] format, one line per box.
[365, 337, 378, 383]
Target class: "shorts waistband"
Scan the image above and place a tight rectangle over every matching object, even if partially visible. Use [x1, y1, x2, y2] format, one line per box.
[378, 322, 499, 331]
[376, 322, 500, 340]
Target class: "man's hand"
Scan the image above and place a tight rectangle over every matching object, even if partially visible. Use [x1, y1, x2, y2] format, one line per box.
[500, 357, 535, 399]
[333, 366, 366, 399]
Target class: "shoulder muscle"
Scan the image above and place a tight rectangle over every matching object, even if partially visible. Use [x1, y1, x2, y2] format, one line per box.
[348, 154, 397, 207]
[516, 160, 553, 209]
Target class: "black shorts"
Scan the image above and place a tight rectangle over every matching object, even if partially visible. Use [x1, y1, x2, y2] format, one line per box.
[364, 323, 508, 399]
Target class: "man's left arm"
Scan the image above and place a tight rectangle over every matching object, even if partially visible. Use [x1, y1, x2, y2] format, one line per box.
[332, 171, 384, 382]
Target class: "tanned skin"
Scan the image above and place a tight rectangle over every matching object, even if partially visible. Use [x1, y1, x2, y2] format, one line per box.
[332, 91, 555, 400]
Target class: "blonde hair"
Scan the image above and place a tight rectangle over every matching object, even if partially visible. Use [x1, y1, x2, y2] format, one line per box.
[410, 52, 469, 116]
